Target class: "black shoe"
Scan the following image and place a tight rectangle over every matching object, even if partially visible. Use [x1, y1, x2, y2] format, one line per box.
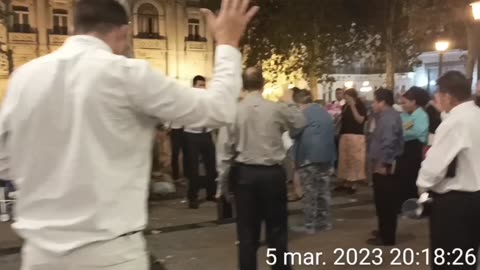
[366, 237, 395, 246]
[150, 254, 167, 270]
[346, 187, 357, 195]
[206, 196, 217, 202]
[188, 201, 199, 209]
[333, 186, 347, 192]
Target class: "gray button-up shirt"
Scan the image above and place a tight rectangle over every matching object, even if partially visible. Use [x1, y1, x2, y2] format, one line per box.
[216, 91, 305, 192]
[368, 107, 404, 166]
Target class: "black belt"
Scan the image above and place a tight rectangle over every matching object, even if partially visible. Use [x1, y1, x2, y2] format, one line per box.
[234, 162, 281, 168]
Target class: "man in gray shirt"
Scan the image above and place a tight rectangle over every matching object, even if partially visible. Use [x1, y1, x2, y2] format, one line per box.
[216, 67, 305, 270]
[367, 88, 404, 246]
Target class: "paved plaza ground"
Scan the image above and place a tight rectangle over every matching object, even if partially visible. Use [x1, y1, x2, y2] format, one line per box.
[0, 187, 435, 270]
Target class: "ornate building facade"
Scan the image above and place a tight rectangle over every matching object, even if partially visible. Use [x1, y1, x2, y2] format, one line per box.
[0, 0, 214, 101]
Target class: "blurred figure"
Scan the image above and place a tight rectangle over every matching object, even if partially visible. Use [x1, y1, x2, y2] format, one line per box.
[367, 88, 404, 246]
[291, 90, 336, 234]
[418, 71, 480, 270]
[336, 88, 367, 194]
[0, 0, 258, 269]
[216, 67, 305, 270]
[397, 87, 429, 201]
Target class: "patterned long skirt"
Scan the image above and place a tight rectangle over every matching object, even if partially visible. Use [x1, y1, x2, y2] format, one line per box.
[337, 134, 367, 182]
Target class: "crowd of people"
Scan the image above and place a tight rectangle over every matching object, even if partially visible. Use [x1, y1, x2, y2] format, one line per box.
[0, 0, 479, 270]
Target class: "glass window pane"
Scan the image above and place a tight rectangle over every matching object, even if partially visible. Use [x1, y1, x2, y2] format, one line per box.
[61, 16, 67, 26]
[13, 13, 19, 24]
[23, 14, 29, 25]
[53, 16, 59, 26]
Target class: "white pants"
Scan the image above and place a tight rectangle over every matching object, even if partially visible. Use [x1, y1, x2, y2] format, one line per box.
[21, 233, 148, 270]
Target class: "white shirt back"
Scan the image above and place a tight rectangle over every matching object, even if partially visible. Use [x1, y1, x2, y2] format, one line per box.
[417, 101, 480, 193]
[0, 35, 241, 254]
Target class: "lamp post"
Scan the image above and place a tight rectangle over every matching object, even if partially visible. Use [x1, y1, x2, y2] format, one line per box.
[435, 40, 450, 78]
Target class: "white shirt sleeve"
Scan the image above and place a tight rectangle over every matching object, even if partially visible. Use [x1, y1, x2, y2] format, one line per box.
[417, 121, 470, 192]
[125, 45, 242, 129]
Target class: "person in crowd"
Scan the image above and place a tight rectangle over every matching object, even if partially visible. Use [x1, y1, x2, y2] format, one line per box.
[169, 122, 186, 181]
[424, 94, 442, 147]
[397, 87, 430, 202]
[216, 67, 305, 270]
[0, 0, 259, 269]
[417, 71, 480, 270]
[290, 90, 336, 234]
[367, 88, 404, 246]
[336, 88, 368, 194]
[183, 75, 218, 209]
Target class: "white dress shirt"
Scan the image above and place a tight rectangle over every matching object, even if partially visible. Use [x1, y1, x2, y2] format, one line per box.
[0, 35, 242, 255]
[417, 101, 480, 194]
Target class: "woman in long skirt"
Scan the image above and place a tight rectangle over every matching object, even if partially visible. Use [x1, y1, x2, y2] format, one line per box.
[336, 88, 367, 194]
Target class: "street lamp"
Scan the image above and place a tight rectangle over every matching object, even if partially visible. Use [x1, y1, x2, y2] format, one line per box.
[471, 1, 480, 20]
[435, 40, 450, 78]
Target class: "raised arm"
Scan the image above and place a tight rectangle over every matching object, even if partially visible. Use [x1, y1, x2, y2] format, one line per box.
[125, 0, 259, 128]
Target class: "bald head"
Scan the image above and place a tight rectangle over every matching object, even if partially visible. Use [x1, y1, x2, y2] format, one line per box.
[243, 67, 264, 92]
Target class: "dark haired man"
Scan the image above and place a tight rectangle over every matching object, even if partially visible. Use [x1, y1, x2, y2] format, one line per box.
[0, 0, 259, 269]
[417, 71, 480, 270]
[367, 88, 404, 246]
[183, 75, 218, 209]
[216, 67, 305, 270]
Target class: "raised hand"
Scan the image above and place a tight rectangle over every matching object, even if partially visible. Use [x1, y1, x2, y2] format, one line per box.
[201, 0, 260, 48]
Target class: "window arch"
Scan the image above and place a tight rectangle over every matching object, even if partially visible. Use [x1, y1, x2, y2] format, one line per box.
[136, 3, 162, 39]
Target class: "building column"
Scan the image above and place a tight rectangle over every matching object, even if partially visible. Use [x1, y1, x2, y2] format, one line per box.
[36, 0, 49, 56]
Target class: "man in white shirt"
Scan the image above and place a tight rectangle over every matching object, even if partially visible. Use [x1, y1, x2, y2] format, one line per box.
[183, 75, 218, 209]
[0, 0, 258, 269]
[417, 71, 480, 270]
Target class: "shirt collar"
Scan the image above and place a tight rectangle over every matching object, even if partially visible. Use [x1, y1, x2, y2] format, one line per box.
[448, 101, 475, 116]
[63, 35, 113, 53]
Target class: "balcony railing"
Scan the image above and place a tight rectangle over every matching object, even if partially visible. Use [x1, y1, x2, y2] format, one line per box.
[135, 33, 165, 40]
[9, 32, 37, 44]
[185, 41, 207, 51]
[49, 34, 68, 46]
[133, 38, 167, 50]
[185, 35, 207, 42]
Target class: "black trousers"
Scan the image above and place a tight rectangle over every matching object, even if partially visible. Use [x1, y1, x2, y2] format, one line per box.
[233, 164, 291, 270]
[170, 128, 185, 180]
[430, 191, 480, 270]
[183, 132, 217, 201]
[396, 140, 424, 202]
[373, 173, 401, 245]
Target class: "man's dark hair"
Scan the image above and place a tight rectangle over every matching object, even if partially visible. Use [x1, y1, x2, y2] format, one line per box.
[242, 67, 264, 91]
[437, 71, 472, 102]
[293, 89, 313, 105]
[335, 88, 343, 92]
[193, 75, 206, 86]
[374, 88, 394, 106]
[74, 0, 129, 34]
[403, 86, 430, 107]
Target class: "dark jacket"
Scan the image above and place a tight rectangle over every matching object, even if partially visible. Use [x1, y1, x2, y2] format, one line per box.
[293, 104, 336, 167]
[368, 107, 404, 165]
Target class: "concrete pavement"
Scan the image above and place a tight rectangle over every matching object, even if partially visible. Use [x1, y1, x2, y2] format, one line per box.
[0, 186, 439, 270]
